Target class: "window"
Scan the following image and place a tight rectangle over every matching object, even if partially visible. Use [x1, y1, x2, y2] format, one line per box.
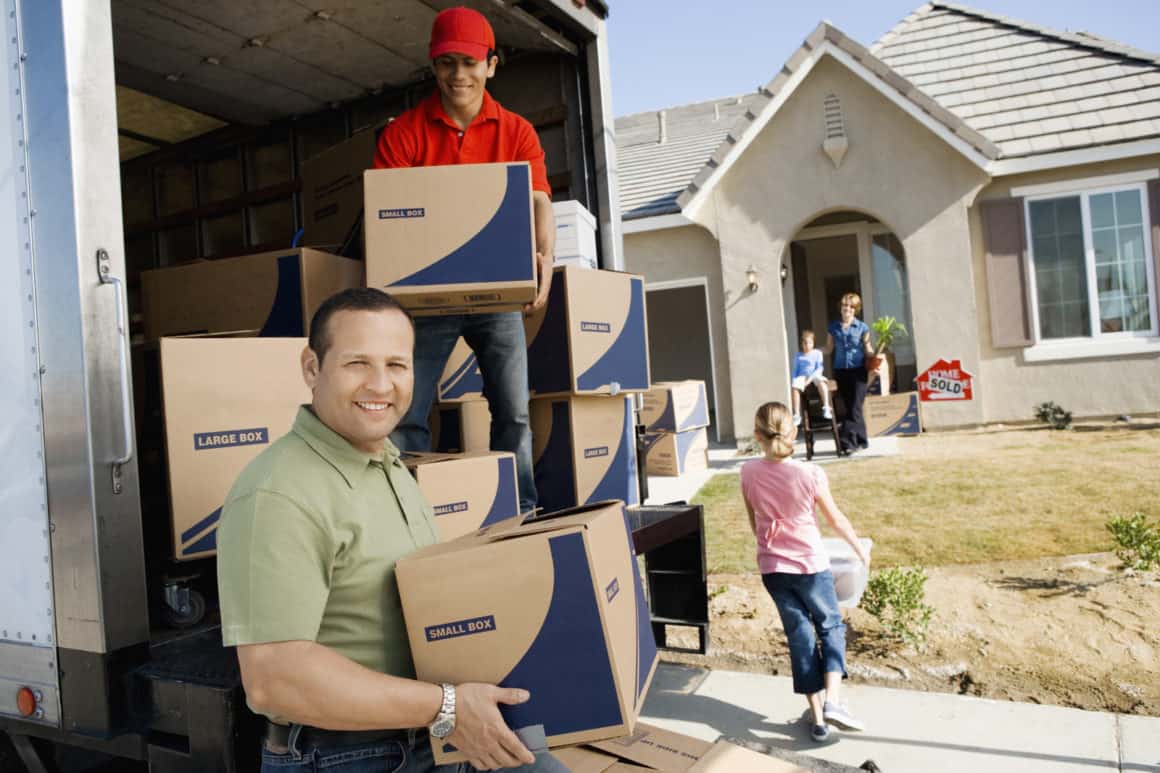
[1025, 184, 1157, 342]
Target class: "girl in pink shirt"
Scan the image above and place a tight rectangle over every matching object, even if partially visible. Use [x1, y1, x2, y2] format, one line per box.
[741, 401, 870, 742]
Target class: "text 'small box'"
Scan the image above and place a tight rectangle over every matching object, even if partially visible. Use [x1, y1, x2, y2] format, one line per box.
[396, 501, 658, 763]
[160, 337, 309, 560]
[525, 267, 650, 397]
[639, 380, 709, 434]
[531, 395, 639, 513]
[403, 451, 519, 542]
[642, 427, 709, 477]
[364, 162, 536, 314]
[141, 248, 361, 340]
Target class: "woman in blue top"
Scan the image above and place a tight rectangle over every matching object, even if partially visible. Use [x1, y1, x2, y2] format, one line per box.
[823, 293, 877, 454]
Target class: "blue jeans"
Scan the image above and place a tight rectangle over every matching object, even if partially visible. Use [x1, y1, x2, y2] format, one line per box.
[391, 311, 537, 512]
[762, 570, 847, 695]
[260, 728, 569, 773]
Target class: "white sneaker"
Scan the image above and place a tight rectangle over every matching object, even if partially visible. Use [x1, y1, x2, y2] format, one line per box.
[822, 406, 833, 420]
[823, 701, 865, 731]
[793, 413, 801, 427]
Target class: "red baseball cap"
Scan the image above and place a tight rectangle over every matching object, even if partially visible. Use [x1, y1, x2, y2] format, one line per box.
[429, 7, 495, 62]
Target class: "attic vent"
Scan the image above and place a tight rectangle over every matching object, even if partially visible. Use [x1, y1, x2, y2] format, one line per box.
[657, 109, 667, 144]
[822, 93, 848, 168]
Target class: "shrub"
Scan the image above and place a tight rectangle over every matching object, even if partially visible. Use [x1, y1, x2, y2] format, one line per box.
[1107, 513, 1160, 572]
[861, 566, 934, 645]
[1034, 401, 1073, 430]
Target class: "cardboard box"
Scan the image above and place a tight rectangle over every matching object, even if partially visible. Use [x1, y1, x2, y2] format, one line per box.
[364, 162, 537, 313]
[300, 127, 379, 247]
[403, 451, 520, 541]
[531, 396, 639, 513]
[642, 428, 709, 477]
[437, 337, 484, 402]
[554, 199, 598, 266]
[640, 381, 709, 433]
[160, 337, 310, 560]
[560, 722, 809, 772]
[141, 248, 362, 340]
[525, 267, 650, 397]
[864, 391, 922, 437]
[395, 500, 658, 763]
[429, 399, 491, 453]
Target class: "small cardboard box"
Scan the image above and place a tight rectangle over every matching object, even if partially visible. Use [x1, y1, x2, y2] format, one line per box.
[864, 391, 922, 437]
[642, 428, 709, 477]
[437, 337, 484, 402]
[640, 381, 709, 433]
[141, 248, 362, 340]
[363, 162, 537, 313]
[160, 337, 310, 560]
[429, 400, 491, 453]
[403, 451, 520, 542]
[395, 500, 658, 763]
[299, 127, 379, 247]
[553, 199, 598, 265]
[531, 396, 639, 513]
[525, 267, 650, 397]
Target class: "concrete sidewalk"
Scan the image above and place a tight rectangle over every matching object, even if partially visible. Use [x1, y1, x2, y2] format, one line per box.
[641, 663, 1160, 772]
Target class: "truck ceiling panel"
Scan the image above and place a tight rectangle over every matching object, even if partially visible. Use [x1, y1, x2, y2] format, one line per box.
[111, 0, 573, 125]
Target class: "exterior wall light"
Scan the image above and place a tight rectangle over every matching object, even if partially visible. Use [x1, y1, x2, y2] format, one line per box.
[746, 266, 760, 293]
[780, 263, 789, 283]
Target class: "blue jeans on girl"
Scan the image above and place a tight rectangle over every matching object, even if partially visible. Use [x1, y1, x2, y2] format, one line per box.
[761, 570, 847, 695]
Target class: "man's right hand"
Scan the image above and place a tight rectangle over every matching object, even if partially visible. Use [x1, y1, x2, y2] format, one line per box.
[446, 682, 536, 771]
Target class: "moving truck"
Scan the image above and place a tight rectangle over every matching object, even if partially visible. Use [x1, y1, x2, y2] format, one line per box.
[0, 1, 620, 770]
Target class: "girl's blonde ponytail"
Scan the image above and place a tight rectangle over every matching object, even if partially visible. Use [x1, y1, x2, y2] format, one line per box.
[755, 401, 794, 459]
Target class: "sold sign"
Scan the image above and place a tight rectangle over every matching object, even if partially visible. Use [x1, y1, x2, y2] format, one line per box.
[917, 359, 974, 402]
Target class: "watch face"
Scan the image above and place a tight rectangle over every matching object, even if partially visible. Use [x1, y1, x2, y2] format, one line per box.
[431, 717, 455, 739]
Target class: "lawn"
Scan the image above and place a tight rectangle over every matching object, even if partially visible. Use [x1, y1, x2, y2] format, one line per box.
[692, 426, 1160, 573]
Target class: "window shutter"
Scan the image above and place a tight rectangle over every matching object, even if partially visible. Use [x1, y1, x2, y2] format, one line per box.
[981, 197, 1033, 348]
[1150, 179, 1160, 307]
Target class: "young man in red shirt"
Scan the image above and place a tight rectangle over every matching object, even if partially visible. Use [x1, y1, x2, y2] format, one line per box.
[374, 6, 554, 515]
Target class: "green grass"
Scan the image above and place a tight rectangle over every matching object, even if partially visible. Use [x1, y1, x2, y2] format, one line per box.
[693, 428, 1160, 573]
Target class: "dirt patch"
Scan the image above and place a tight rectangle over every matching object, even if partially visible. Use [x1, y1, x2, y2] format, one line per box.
[662, 552, 1160, 715]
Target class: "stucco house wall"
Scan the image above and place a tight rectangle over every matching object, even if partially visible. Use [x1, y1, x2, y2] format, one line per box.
[970, 154, 1160, 423]
[695, 55, 989, 440]
[623, 224, 734, 435]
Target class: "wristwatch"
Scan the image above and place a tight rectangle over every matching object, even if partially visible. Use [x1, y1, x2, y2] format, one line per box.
[429, 683, 456, 739]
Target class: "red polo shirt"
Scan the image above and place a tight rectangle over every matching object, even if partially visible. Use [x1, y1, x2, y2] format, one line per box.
[373, 90, 550, 195]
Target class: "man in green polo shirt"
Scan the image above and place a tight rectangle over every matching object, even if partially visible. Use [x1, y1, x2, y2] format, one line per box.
[217, 288, 564, 772]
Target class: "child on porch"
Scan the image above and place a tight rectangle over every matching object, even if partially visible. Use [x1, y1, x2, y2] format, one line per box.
[741, 401, 870, 743]
[791, 330, 832, 426]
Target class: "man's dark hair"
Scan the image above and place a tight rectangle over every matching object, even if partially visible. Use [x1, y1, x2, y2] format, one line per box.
[308, 288, 412, 364]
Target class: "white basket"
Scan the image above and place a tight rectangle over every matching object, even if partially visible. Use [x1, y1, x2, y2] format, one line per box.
[823, 537, 873, 608]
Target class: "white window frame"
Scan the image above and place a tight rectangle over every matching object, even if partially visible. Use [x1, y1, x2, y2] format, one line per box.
[1022, 181, 1160, 362]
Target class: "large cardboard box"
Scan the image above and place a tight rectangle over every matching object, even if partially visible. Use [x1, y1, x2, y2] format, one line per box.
[640, 381, 709, 433]
[364, 162, 537, 313]
[160, 337, 310, 560]
[395, 501, 658, 763]
[864, 391, 922, 437]
[141, 248, 362, 340]
[437, 337, 484, 402]
[642, 428, 709, 477]
[525, 267, 650, 397]
[531, 396, 639, 513]
[403, 451, 520, 542]
[429, 399, 491, 453]
[558, 722, 809, 772]
[300, 127, 379, 247]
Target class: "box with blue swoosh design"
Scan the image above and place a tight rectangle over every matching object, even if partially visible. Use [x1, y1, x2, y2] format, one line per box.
[402, 451, 520, 542]
[395, 500, 658, 764]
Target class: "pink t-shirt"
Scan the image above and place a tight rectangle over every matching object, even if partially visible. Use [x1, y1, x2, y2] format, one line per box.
[740, 458, 831, 575]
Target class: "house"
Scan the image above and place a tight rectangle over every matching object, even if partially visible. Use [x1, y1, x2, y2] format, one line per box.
[617, 1, 1160, 442]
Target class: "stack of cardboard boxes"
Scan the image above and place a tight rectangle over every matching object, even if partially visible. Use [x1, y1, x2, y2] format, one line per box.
[639, 381, 711, 477]
[553, 200, 599, 270]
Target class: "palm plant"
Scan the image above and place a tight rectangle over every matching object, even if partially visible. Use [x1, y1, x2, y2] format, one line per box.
[871, 316, 908, 357]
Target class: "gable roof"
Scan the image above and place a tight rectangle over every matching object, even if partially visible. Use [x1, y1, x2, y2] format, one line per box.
[615, 2, 1160, 221]
[873, 2, 1160, 160]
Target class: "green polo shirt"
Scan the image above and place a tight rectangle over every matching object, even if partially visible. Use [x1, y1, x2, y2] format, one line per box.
[218, 406, 439, 683]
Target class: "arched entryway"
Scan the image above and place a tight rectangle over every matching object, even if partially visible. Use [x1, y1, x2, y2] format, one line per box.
[780, 210, 917, 392]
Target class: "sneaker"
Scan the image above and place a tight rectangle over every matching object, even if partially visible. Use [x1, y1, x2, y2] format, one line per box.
[822, 406, 833, 420]
[793, 413, 801, 427]
[823, 701, 866, 731]
[810, 723, 830, 742]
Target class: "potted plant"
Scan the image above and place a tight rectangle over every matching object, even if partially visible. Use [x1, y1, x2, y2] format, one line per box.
[868, 316, 908, 393]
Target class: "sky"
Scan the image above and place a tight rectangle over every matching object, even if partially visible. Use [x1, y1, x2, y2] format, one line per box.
[606, 1, 1160, 117]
